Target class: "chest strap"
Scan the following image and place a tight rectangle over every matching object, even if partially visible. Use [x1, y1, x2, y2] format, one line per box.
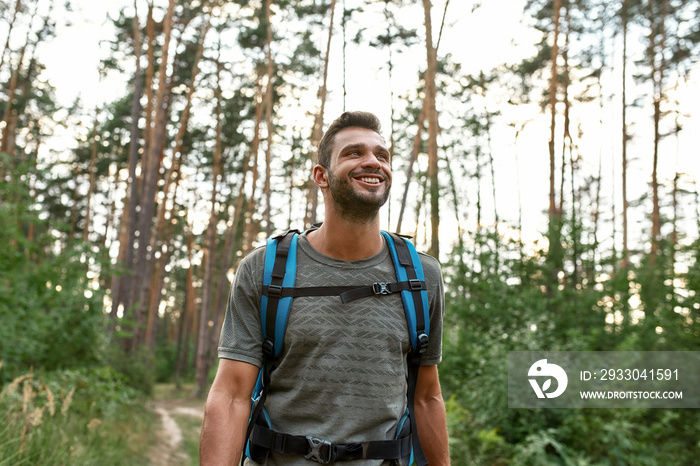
[249, 424, 412, 464]
[261, 279, 427, 303]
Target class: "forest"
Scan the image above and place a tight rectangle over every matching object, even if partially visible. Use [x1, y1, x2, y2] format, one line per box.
[1, 0, 699, 464]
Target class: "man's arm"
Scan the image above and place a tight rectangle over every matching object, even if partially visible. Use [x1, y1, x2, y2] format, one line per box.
[414, 364, 450, 466]
[200, 358, 259, 466]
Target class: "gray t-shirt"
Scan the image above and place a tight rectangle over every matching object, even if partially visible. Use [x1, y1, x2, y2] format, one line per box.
[218, 233, 444, 465]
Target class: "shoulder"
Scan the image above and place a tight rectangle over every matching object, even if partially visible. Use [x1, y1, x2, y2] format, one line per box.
[236, 243, 267, 286]
[417, 251, 441, 272]
[416, 251, 442, 282]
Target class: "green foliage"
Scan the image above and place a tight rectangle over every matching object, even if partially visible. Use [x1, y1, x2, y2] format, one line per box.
[440, 222, 699, 465]
[0, 366, 154, 465]
[103, 346, 156, 396]
[0, 160, 108, 384]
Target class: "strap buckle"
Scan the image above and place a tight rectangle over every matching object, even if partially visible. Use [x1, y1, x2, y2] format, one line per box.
[372, 282, 391, 295]
[409, 279, 423, 291]
[417, 333, 429, 354]
[267, 284, 283, 298]
[304, 436, 333, 463]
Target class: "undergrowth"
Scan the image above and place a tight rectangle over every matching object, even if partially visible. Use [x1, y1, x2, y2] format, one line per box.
[0, 363, 158, 465]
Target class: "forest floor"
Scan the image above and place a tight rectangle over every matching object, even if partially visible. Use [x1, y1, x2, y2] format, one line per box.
[148, 384, 205, 466]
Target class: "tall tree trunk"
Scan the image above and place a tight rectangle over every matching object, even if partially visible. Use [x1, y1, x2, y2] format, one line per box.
[395, 101, 426, 234]
[559, 2, 571, 219]
[422, 0, 440, 258]
[621, 0, 630, 265]
[244, 85, 265, 253]
[385, 2, 396, 225]
[648, 0, 666, 263]
[548, 0, 562, 221]
[263, 0, 274, 236]
[443, 151, 464, 253]
[480, 73, 498, 227]
[195, 42, 224, 398]
[110, 8, 143, 327]
[0, 33, 27, 155]
[475, 145, 482, 228]
[0, 0, 22, 75]
[68, 165, 79, 243]
[143, 1, 156, 159]
[211, 143, 257, 357]
[546, 0, 563, 296]
[129, 0, 175, 351]
[305, 0, 337, 228]
[83, 114, 99, 242]
[145, 16, 210, 351]
[175, 226, 197, 388]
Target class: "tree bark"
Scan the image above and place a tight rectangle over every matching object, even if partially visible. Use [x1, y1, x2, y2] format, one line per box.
[109, 8, 143, 327]
[621, 0, 630, 265]
[396, 101, 426, 234]
[648, 0, 667, 263]
[195, 38, 224, 398]
[83, 114, 99, 242]
[548, 0, 562, 221]
[305, 0, 337, 228]
[129, 0, 176, 351]
[244, 85, 265, 253]
[422, 0, 440, 258]
[263, 0, 274, 236]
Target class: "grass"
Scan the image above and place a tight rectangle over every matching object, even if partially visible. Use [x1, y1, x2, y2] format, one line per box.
[0, 368, 208, 466]
[154, 382, 204, 466]
[0, 368, 159, 466]
[172, 411, 203, 466]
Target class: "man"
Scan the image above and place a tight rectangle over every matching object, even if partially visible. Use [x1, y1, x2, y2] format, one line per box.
[200, 111, 450, 465]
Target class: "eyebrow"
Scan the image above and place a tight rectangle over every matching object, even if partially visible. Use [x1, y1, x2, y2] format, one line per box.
[339, 142, 391, 155]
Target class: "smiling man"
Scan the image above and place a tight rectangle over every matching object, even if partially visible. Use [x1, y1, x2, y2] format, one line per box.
[200, 111, 450, 466]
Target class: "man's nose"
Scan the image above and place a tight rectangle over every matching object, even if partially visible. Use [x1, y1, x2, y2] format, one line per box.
[361, 152, 382, 168]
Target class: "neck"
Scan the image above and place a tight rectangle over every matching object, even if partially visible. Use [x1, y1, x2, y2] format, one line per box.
[307, 213, 384, 261]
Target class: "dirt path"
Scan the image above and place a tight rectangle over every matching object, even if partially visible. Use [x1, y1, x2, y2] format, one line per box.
[149, 398, 205, 466]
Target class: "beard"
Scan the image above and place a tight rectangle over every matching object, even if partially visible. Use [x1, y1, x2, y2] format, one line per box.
[327, 168, 391, 224]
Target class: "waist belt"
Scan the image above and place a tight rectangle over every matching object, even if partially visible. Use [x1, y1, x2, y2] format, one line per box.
[249, 424, 412, 464]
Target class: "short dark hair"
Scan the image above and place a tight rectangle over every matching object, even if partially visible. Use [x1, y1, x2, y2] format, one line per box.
[317, 111, 383, 169]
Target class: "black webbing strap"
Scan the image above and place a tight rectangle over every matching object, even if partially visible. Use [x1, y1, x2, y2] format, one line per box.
[264, 230, 297, 343]
[249, 424, 412, 463]
[388, 232, 427, 341]
[260, 280, 427, 303]
[406, 356, 426, 466]
[388, 232, 429, 466]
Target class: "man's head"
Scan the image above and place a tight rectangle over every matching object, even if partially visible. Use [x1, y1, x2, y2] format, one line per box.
[314, 111, 392, 224]
[318, 111, 383, 170]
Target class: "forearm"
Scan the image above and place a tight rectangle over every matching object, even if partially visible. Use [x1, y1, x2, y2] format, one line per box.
[200, 387, 251, 466]
[415, 393, 450, 465]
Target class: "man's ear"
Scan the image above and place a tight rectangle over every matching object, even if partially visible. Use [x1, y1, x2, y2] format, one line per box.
[312, 164, 329, 189]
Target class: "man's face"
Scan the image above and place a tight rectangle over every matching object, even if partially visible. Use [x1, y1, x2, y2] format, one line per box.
[326, 127, 392, 222]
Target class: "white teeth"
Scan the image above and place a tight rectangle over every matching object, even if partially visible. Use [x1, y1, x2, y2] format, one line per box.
[359, 177, 381, 184]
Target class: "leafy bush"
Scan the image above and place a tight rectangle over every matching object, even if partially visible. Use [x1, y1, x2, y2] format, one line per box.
[0, 161, 109, 384]
[440, 227, 699, 464]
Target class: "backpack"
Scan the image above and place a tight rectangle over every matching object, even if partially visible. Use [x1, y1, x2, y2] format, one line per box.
[244, 228, 430, 466]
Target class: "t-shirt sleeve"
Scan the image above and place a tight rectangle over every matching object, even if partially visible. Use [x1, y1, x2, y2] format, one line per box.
[419, 253, 444, 366]
[217, 247, 265, 368]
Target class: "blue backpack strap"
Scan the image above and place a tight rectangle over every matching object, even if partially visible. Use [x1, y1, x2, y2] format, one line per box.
[381, 231, 430, 466]
[245, 229, 298, 465]
[381, 231, 430, 352]
[261, 230, 299, 358]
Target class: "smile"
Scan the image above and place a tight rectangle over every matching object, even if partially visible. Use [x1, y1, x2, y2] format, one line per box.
[357, 176, 382, 185]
